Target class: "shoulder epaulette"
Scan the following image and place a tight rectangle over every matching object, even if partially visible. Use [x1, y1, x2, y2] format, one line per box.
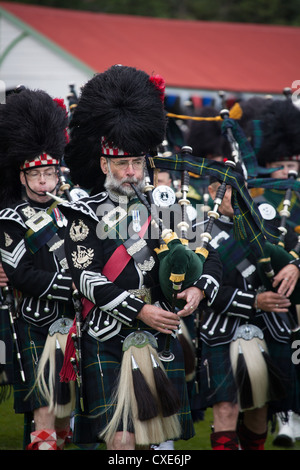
[61, 192, 108, 223]
[0, 207, 27, 228]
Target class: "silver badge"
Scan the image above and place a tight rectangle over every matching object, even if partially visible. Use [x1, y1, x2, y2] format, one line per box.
[71, 245, 94, 269]
[122, 330, 158, 352]
[258, 203, 276, 220]
[137, 257, 155, 272]
[69, 188, 89, 201]
[126, 238, 147, 257]
[152, 185, 176, 207]
[48, 317, 73, 336]
[233, 324, 264, 341]
[4, 232, 13, 247]
[22, 206, 36, 219]
[131, 209, 141, 232]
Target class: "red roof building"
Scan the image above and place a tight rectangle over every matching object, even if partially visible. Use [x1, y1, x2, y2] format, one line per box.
[0, 2, 299, 102]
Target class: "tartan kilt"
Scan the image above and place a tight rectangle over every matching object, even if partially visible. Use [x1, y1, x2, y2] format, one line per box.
[72, 319, 195, 445]
[197, 341, 238, 409]
[197, 329, 300, 416]
[13, 317, 50, 413]
[13, 313, 74, 414]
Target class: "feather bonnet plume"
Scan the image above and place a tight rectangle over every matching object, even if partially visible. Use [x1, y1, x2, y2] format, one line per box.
[64, 65, 167, 191]
[256, 99, 300, 165]
[0, 88, 68, 208]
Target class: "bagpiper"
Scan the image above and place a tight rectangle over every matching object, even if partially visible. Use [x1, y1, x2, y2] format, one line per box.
[0, 88, 75, 450]
[59, 65, 223, 450]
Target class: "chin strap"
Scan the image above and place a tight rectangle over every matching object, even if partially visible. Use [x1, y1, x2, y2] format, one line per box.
[23, 172, 58, 198]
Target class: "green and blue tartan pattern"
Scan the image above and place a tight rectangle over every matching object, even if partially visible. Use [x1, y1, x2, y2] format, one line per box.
[150, 153, 280, 258]
[25, 202, 62, 254]
[221, 118, 259, 177]
[199, 331, 300, 414]
[248, 178, 300, 192]
[71, 321, 195, 444]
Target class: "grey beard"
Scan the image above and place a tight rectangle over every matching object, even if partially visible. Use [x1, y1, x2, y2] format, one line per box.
[104, 173, 145, 197]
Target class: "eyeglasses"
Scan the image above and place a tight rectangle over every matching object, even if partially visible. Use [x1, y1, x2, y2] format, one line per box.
[24, 168, 58, 180]
[110, 159, 145, 170]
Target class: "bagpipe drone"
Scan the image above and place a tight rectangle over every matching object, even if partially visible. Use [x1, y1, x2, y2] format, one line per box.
[162, 102, 300, 412]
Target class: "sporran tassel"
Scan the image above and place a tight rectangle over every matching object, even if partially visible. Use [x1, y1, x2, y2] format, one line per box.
[100, 331, 181, 446]
[233, 343, 254, 410]
[28, 318, 75, 418]
[150, 352, 181, 417]
[131, 354, 158, 421]
[0, 368, 11, 403]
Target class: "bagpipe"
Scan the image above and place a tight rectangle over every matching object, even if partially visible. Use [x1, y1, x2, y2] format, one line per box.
[131, 147, 240, 360]
[217, 112, 300, 410]
[164, 108, 300, 411]
[218, 109, 300, 305]
[206, 107, 300, 304]
[248, 170, 300, 306]
[221, 114, 300, 411]
[141, 119, 279, 312]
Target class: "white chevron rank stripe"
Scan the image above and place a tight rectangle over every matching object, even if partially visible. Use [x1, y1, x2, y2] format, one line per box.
[79, 270, 111, 304]
[0, 239, 26, 268]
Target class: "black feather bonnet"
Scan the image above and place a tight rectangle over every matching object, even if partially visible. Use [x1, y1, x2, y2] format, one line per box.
[256, 99, 300, 166]
[0, 88, 68, 208]
[64, 65, 167, 191]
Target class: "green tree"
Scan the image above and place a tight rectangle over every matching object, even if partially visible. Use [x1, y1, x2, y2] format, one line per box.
[6, 0, 300, 25]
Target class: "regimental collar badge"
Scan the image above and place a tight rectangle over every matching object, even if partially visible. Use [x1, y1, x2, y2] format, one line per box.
[22, 206, 36, 219]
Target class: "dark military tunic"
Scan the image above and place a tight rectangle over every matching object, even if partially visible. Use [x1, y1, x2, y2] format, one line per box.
[196, 215, 300, 416]
[0, 198, 74, 413]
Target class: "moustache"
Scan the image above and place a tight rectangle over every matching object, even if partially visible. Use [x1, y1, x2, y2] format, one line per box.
[121, 177, 139, 184]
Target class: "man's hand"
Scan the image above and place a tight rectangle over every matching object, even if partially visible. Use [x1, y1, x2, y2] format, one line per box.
[136, 304, 180, 334]
[136, 286, 204, 333]
[256, 290, 291, 313]
[272, 263, 300, 298]
[176, 286, 205, 317]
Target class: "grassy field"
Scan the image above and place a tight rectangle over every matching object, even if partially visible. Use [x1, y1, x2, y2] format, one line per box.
[1, 393, 299, 451]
